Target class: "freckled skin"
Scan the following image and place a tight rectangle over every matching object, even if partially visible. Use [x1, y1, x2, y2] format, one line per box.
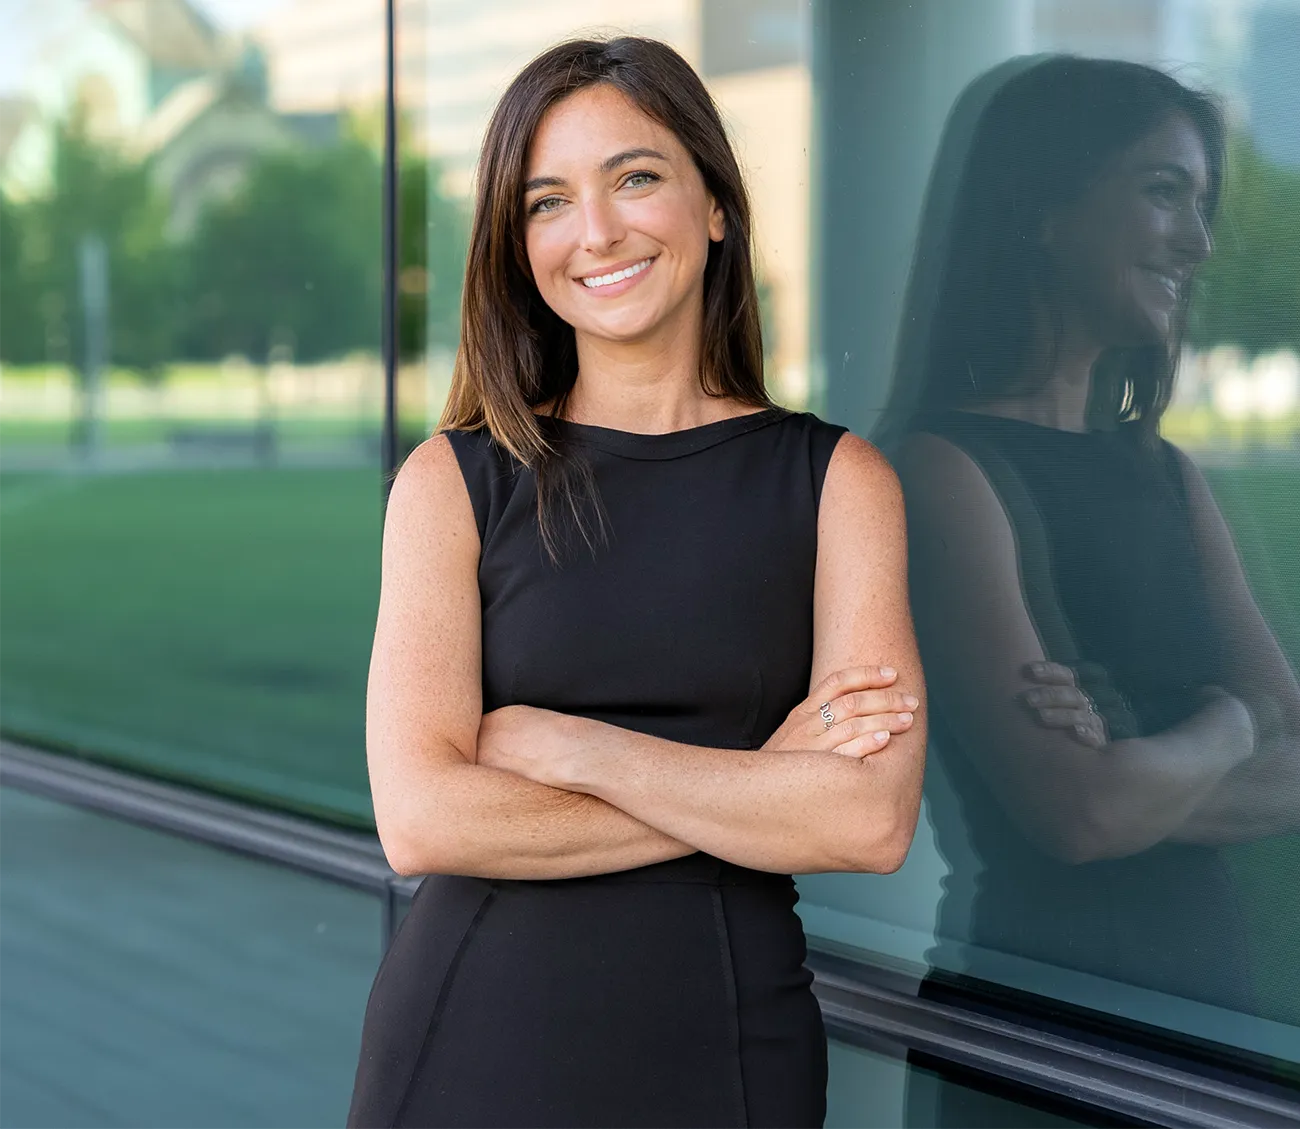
[522, 83, 726, 352]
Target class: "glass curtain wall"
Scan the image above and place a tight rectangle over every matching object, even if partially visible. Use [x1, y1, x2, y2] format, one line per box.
[0, 0, 387, 825]
[799, 0, 1300, 1085]
[397, 0, 1299, 1116]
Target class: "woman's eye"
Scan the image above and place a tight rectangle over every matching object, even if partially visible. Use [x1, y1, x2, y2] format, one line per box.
[1147, 182, 1180, 205]
[529, 195, 564, 215]
[623, 170, 660, 189]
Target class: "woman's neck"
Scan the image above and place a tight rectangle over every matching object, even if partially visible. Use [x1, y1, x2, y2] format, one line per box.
[967, 306, 1101, 434]
[563, 308, 749, 434]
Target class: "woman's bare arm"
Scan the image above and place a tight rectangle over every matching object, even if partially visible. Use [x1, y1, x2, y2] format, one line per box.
[477, 435, 928, 875]
[1168, 450, 1300, 843]
[368, 435, 692, 878]
[894, 432, 1252, 865]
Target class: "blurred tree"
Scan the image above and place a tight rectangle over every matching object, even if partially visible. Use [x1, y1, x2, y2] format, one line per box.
[1191, 135, 1300, 355]
[0, 120, 177, 376]
[0, 191, 44, 363]
[181, 141, 384, 363]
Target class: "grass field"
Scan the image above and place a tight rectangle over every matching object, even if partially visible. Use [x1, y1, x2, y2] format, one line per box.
[0, 467, 381, 825]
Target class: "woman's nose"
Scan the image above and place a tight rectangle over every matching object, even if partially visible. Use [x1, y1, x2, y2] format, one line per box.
[1175, 205, 1213, 265]
[579, 195, 625, 254]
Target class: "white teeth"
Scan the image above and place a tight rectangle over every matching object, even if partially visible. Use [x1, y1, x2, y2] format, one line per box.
[581, 258, 652, 288]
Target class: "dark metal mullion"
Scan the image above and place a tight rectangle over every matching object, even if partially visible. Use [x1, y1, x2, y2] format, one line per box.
[380, 0, 400, 500]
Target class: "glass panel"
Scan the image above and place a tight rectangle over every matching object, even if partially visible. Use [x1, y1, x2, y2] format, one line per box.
[394, 0, 1299, 1092]
[0, 2, 383, 822]
[798, 0, 1300, 1073]
[0, 787, 380, 1128]
[827, 1041, 1120, 1129]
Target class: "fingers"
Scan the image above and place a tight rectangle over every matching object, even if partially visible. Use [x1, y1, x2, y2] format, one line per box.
[808, 666, 898, 707]
[1019, 684, 1109, 748]
[1023, 661, 1077, 686]
[828, 711, 916, 757]
[1019, 685, 1089, 710]
[1033, 706, 1084, 729]
[829, 687, 920, 723]
[831, 729, 894, 758]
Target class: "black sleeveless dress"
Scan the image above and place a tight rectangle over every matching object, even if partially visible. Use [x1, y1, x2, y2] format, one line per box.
[348, 408, 846, 1129]
[911, 412, 1253, 1012]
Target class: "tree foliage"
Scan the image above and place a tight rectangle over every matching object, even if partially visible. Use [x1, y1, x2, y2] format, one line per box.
[1190, 134, 1300, 356]
[2, 121, 469, 371]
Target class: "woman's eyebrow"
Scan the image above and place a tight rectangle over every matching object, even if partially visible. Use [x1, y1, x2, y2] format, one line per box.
[600, 147, 668, 173]
[524, 148, 669, 193]
[523, 174, 565, 193]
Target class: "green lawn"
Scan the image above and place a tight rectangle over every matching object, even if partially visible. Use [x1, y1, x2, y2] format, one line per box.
[0, 467, 381, 825]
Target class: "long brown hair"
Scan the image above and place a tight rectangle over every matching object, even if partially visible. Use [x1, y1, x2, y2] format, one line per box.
[439, 36, 769, 555]
[878, 56, 1225, 451]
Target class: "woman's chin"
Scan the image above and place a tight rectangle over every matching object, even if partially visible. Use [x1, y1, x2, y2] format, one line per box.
[574, 313, 669, 346]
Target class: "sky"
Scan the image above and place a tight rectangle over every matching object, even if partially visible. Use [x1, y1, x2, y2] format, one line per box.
[0, 0, 291, 96]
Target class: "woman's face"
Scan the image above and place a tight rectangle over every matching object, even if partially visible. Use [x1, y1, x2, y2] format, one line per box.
[1047, 112, 1213, 347]
[522, 82, 725, 349]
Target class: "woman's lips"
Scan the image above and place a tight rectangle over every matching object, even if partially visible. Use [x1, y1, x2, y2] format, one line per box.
[575, 256, 656, 298]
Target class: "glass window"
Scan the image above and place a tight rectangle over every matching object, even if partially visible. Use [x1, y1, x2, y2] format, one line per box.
[393, 0, 1300, 1083]
[0, 786, 379, 1127]
[0, 2, 385, 824]
[800, 0, 1300, 1075]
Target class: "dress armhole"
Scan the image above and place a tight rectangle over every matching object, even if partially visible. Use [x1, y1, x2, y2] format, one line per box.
[442, 429, 516, 549]
[808, 418, 850, 510]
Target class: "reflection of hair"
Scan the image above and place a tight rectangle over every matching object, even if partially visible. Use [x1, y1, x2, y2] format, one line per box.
[883, 56, 1225, 445]
[440, 36, 768, 555]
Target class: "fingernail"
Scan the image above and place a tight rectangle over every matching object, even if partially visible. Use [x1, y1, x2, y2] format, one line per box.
[875, 731, 890, 742]
[880, 667, 896, 678]
[898, 712, 913, 724]
[904, 695, 919, 709]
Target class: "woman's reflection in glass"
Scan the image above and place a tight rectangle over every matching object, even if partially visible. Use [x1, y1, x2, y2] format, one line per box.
[880, 56, 1300, 1025]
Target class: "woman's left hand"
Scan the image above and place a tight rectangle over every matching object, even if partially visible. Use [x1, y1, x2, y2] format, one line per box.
[1020, 662, 1109, 749]
[476, 705, 585, 789]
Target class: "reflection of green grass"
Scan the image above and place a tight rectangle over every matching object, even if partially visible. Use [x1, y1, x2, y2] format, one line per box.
[1164, 406, 1300, 448]
[0, 468, 381, 825]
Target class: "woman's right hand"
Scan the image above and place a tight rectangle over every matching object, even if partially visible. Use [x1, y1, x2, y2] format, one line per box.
[763, 666, 919, 759]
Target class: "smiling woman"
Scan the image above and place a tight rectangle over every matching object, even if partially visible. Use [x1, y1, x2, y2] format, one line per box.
[347, 35, 925, 1129]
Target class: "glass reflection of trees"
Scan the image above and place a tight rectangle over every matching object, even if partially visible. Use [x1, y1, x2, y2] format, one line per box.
[881, 56, 1300, 1022]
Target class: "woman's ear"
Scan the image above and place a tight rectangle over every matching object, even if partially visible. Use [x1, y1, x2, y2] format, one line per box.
[708, 198, 726, 243]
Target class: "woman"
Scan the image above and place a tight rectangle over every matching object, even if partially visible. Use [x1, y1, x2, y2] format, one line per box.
[882, 55, 1300, 1027]
[348, 37, 926, 1129]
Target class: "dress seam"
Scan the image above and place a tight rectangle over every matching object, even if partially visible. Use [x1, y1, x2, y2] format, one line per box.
[710, 885, 750, 1128]
[390, 882, 499, 1128]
